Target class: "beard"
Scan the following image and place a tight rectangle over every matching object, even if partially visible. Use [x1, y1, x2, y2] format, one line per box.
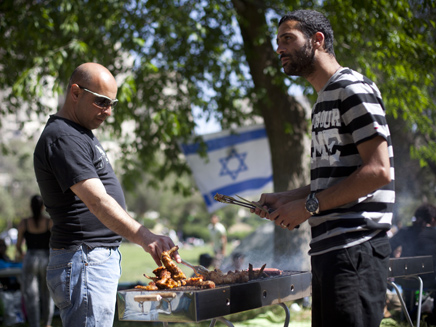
[281, 40, 316, 78]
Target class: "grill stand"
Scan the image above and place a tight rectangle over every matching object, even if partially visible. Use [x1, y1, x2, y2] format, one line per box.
[118, 271, 311, 325]
[387, 256, 434, 327]
[158, 303, 290, 327]
[388, 277, 423, 327]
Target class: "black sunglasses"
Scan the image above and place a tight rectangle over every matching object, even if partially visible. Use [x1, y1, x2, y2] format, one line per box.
[77, 85, 118, 109]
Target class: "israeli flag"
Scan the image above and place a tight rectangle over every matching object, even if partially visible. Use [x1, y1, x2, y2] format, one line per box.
[180, 125, 273, 212]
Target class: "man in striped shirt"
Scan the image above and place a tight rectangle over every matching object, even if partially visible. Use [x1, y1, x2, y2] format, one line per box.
[254, 9, 395, 327]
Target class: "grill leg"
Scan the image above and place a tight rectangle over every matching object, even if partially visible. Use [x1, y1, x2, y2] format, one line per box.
[413, 276, 424, 327]
[388, 281, 414, 327]
[279, 303, 290, 327]
[388, 276, 424, 327]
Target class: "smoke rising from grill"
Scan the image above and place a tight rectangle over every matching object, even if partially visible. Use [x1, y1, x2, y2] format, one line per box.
[220, 223, 311, 272]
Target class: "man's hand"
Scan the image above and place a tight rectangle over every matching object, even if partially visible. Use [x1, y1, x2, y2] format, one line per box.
[140, 228, 181, 266]
[251, 187, 311, 230]
[251, 192, 283, 218]
[267, 199, 310, 230]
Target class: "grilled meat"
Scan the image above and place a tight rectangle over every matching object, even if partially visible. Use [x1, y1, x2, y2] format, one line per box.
[154, 269, 180, 289]
[139, 248, 216, 290]
[142, 270, 216, 290]
[137, 245, 271, 291]
[135, 282, 159, 291]
[161, 246, 186, 280]
[200, 264, 267, 285]
[183, 277, 215, 289]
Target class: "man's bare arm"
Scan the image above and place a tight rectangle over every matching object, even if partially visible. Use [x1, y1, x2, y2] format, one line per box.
[265, 136, 392, 229]
[316, 135, 392, 212]
[70, 178, 180, 265]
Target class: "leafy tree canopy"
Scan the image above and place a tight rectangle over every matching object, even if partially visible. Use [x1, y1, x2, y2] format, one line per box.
[1, 0, 435, 193]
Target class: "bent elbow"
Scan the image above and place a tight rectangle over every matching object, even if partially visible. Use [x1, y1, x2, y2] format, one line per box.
[378, 165, 392, 186]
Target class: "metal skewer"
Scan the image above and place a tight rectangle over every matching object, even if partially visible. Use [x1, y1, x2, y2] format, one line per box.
[180, 259, 209, 276]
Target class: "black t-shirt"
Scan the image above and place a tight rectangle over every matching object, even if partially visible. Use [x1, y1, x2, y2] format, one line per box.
[34, 115, 124, 249]
[389, 226, 422, 258]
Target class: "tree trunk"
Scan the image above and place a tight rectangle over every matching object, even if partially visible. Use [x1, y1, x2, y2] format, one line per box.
[232, 0, 311, 270]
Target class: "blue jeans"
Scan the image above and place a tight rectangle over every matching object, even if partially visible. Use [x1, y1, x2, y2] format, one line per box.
[46, 245, 121, 327]
[22, 249, 54, 327]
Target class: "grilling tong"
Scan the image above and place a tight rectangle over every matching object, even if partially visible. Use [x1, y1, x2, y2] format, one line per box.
[180, 259, 209, 276]
[214, 193, 300, 228]
[213, 193, 270, 214]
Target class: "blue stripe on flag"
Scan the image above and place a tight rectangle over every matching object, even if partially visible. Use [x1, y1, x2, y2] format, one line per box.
[181, 128, 267, 155]
[202, 175, 273, 207]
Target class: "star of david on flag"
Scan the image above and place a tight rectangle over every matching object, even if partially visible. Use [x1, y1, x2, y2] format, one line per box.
[180, 125, 273, 212]
[219, 149, 248, 180]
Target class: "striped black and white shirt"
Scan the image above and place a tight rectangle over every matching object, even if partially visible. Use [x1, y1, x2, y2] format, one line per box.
[308, 68, 395, 256]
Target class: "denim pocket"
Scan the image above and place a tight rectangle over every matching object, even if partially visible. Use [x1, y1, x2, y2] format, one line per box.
[46, 251, 73, 310]
[87, 247, 112, 266]
[86, 247, 121, 280]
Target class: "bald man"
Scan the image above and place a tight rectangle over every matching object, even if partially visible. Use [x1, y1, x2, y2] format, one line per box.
[34, 63, 180, 326]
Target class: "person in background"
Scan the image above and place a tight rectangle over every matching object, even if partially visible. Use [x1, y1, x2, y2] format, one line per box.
[389, 203, 436, 259]
[221, 251, 245, 272]
[230, 252, 245, 271]
[208, 214, 227, 269]
[253, 10, 395, 327]
[0, 238, 24, 324]
[0, 238, 22, 291]
[16, 194, 54, 327]
[0, 224, 18, 247]
[33, 62, 180, 326]
[199, 253, 214, 270]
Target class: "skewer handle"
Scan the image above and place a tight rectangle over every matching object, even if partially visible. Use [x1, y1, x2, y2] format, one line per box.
[134, 294, 162, 302]
[134, 292, 176, 302]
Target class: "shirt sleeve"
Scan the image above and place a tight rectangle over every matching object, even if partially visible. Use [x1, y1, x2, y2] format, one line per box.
[340, 82, 389, 146]
[47, 135, 99, 192]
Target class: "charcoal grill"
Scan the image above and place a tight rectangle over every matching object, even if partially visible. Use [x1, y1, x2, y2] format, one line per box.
[117, 270, 311, 326]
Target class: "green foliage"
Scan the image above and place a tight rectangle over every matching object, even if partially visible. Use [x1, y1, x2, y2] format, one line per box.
[0, 140, 40, 227]
[324, 0, 436, 170]
[140, 217, 156, 230]
[1, 0, 435, 191]
[0, 187, 14, 228]
[181, 223, 210, 241]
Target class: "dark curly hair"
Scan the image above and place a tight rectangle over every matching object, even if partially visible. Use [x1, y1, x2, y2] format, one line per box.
[278, 10, 335, 56]
[414, 203, 436, 225]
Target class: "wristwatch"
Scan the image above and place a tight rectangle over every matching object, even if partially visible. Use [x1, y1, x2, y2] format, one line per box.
[305, 192, 320, 215]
